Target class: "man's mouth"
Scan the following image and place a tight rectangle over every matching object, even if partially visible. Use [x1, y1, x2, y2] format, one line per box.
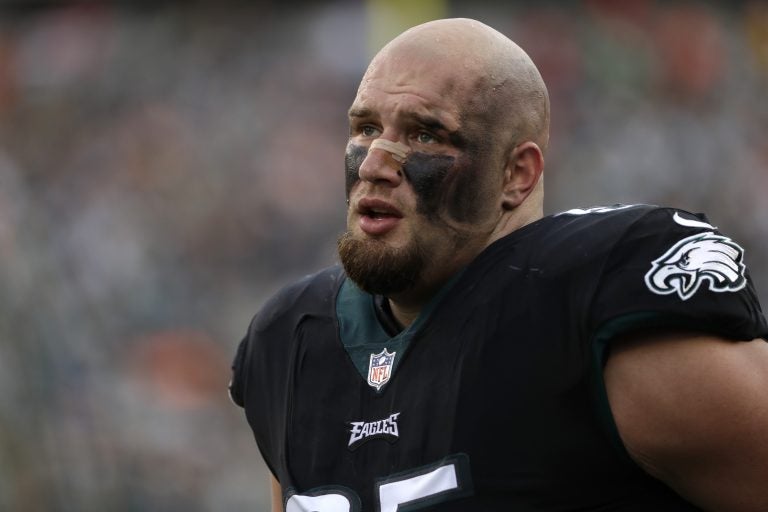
[363, 208, 397, 219]
[356, 198, 403, 235]
[357, 198, 403, 219]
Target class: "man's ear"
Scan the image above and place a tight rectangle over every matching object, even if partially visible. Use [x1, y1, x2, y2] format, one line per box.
[501, 141, 544, 210]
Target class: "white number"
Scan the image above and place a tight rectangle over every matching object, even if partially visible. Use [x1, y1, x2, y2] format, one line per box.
[286, 492, 351, 512]
[284, 455, 471, 512]
[378, 463, 459, 512]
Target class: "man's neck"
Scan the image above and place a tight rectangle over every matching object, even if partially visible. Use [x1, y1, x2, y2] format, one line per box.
[388, 298, 421, 328]
[386, 256, 472, 328]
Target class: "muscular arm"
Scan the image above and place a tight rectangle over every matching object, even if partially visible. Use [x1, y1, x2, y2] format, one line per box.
[604, 333, 768, 511]
[271, 474, 283, 512]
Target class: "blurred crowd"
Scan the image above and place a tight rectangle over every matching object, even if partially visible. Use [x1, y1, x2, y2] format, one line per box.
[0, 1, 766, 510]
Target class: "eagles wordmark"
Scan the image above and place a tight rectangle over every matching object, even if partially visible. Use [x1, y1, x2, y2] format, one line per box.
[348, 412, 401, 449]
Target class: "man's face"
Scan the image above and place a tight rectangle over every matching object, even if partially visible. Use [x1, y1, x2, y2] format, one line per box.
[338, 53, 504, 297]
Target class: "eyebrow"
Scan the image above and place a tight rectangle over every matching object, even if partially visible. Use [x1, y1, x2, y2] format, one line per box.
[348, 107, 372, 118]
[349, 107, 456, 132]
[405, 112, 452, 134]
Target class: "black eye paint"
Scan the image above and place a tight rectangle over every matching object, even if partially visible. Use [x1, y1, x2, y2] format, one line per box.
[442, 151, 488, 224]
[344, 144, 367, 198]
[401, 152, 454, 217]
[344, 143, 487, 224]
[405, 151, 489, 224]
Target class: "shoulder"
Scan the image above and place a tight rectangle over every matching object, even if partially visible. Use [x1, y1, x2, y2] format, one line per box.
[547, 203, 704, 245]
[515, 203, 667, 262]
[498, 204, 669, 274]
[520, 204, 767, 344]
[549, 203, 751, 287]
[251, 265, 345, 333]
[579, 205, 766, 338]
[475, 204, 702, 286]
[551, 203, 744, 262]
[229, 265, 344, 407]
[241, 265, 345, 371]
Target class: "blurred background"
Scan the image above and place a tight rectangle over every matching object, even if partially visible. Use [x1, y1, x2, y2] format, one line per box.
[0, 0, 766, 510]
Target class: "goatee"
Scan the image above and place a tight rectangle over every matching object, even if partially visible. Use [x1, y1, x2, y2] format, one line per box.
[337, 231, 426, 296]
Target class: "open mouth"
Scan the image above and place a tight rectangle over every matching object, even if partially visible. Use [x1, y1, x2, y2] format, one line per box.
[357, 199, 403, 219]
[362, 207, 399, 220]
[356, 199, 403, 235]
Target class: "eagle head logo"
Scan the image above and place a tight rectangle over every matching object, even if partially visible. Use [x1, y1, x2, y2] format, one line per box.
[644, 232, 747, 301]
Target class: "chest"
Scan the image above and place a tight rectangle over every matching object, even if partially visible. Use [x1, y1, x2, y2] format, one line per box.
[282, 288, 612, 503]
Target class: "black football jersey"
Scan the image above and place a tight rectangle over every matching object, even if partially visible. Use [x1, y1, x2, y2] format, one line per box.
[230, 204, 768, 511]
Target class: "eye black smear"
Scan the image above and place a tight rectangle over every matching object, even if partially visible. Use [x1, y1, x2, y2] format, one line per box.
[402, 153, 455, 217]
[345, 145, 476, 222]
[344, 145, 367, 198]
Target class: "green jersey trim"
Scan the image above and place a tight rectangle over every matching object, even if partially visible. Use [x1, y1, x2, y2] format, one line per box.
[336, 273, 462, 389]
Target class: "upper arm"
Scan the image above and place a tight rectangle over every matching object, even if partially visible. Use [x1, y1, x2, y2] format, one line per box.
[271, 474, 283, 512]
[604, 333, 768, 512]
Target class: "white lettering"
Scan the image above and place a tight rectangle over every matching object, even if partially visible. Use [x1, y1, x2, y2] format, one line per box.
[349, 422, 364, 446]
[348, 412, 401, 447]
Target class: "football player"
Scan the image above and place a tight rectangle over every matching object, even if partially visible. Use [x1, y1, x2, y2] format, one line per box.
[230, 18, 768, 511]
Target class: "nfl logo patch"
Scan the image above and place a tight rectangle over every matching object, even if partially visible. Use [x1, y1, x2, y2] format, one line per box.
[367, 348, 396, 390]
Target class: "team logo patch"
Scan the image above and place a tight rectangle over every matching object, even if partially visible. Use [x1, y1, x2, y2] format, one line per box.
[348, 412, 400, 450]
[367, 348, 395, 390]
[644, 232, 747, 301]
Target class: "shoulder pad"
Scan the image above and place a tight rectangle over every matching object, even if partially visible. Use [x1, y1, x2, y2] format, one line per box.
[252, 266, 344, 332]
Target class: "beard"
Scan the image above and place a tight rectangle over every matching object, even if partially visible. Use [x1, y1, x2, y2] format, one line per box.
[337, 231, 426, 296]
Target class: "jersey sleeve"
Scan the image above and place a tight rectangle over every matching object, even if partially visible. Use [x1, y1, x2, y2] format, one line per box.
[228, 301, 286, 480]
[228, 334, 249, 408]
[227, 267, 346, 483]
[588, 207, 768, 344]
[228, 272, 325, 411]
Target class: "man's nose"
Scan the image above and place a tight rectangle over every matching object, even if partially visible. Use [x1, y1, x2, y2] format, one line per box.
[358, 139, 409, 186]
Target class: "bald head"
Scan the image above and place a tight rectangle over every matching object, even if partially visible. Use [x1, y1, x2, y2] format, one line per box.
[364, 18, 550, 151]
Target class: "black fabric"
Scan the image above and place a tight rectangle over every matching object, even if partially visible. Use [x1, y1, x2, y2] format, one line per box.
[374, 294, 403, 337]
[230, 204, 768, 511]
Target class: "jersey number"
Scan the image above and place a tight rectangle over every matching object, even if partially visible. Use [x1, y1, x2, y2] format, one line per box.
[285, 454, 472, 512]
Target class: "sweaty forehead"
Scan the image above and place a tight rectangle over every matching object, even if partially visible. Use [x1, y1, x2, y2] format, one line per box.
[363, 45, 478, 96]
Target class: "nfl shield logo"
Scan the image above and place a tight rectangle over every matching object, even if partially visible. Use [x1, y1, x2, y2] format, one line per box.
[367, 348, 396, 390]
